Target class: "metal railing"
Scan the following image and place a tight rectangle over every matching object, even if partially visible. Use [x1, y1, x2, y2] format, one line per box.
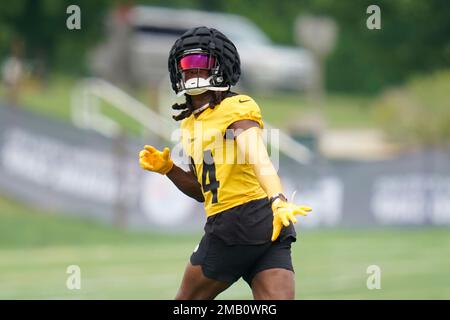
[71, 78, 312, 164]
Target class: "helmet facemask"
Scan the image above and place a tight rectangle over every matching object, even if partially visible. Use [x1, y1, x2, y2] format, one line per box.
[175, 49, 230, 96]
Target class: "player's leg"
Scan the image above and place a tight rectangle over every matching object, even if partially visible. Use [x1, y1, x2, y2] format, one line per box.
[175, 262, 231, 300]
[176, 230, 270, 300]
[243, 236, 296, 300]
[250, 268, 295, 300]
[176, 233, 237, 300]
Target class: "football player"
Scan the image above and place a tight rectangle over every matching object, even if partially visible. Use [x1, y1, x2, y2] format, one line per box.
[139, 26, 312, 300]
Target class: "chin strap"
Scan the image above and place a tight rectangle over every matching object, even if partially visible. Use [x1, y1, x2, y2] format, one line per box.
[192, 102, 210, 115]
[177, 85, 230, 97]
[177, 76, 230, 97]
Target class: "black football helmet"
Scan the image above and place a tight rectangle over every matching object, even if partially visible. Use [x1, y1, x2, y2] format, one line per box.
[168, 26, 241, 96]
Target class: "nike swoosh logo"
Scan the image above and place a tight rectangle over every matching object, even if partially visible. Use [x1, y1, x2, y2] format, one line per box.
[239, 99, 251, 103]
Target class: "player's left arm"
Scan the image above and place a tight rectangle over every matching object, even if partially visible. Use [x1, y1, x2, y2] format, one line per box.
[229, 120, 312, 241]
[139, 145, 204, 202]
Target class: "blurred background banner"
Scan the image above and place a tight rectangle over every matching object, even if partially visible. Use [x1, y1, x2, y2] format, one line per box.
[0, 103, 205, 231]
[1, 0, 449, 299]
[1, 104, 449, 230]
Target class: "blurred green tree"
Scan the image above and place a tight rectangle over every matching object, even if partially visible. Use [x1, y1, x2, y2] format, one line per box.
[374, 70, 450, 148]
[0, 0, 448, 92]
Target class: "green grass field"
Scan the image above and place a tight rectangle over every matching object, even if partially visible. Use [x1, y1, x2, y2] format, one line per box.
[1, 195, 449, 300]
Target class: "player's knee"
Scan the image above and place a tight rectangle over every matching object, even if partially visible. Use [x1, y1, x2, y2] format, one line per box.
[254, 286, 294, 300]
[252, 269, 295, 300]
[174, 289, 189, 300]
[174, 287, 217, 300]
[175, 292, 215, 300]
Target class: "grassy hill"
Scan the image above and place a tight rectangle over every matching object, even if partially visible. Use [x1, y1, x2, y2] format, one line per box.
[1, 75, 377, 137]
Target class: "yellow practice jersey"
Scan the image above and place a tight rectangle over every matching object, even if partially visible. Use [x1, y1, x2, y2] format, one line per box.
[180, 94, 268, 217]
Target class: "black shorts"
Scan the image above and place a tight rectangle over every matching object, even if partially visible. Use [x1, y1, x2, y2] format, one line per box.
[190, 198, 297, 286]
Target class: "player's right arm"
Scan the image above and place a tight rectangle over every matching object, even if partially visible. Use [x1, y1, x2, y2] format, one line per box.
[139, 145, 204, 202]
[166, 165, 204, 202]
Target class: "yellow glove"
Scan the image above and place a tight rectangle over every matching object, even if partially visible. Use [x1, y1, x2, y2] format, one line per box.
[271, 197, 312, 242]
[139, 145, 174, 175]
